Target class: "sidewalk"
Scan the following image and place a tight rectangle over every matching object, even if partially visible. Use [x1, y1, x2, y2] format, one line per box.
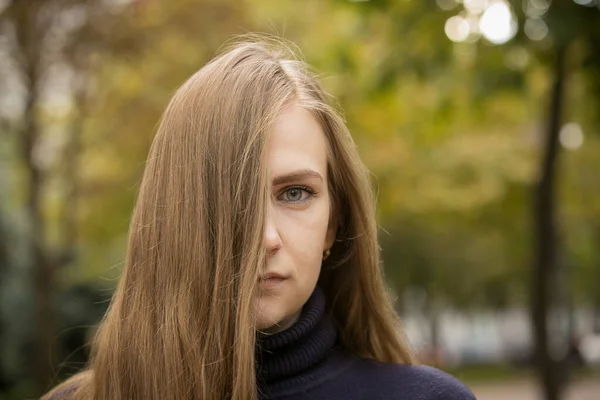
[470, 377, 600, 400]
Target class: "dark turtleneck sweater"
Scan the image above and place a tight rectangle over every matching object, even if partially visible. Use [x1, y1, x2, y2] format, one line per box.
[255, 287, 476, 399]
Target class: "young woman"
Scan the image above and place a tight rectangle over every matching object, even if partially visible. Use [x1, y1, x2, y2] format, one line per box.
[43, 37, 475, 400]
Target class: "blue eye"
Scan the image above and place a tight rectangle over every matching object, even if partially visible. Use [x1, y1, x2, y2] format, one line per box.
[279, 186, 314, 203]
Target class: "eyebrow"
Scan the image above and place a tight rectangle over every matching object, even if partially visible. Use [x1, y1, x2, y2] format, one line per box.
[272, 169, 324, 186]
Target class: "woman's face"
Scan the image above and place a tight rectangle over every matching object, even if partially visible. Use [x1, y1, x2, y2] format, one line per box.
[256, 103, 336, 334]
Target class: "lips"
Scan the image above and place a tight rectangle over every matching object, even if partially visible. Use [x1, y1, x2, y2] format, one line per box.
[261, 272, 289, 281]
[259, 272, 289, 290]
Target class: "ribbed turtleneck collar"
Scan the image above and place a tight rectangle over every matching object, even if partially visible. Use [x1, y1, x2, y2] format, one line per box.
[255, 286, 337, 385]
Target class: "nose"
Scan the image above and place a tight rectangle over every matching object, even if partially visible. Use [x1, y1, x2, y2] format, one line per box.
[264, 204, 282, 255]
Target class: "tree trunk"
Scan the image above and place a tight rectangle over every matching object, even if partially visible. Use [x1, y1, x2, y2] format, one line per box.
[10, 2, 58, 392]
[7, 1, 93, 393]
[426, 294, 441, 366]
[22, 74, 57, 396]
[594, 294, 600, 334]
[595, 225, 600, 334]
[531, 44, 569, 400]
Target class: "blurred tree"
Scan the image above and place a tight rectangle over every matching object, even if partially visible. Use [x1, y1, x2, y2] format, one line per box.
[510, 2, 599, 399]
[429, 0, 600, 398]
[1, 0, 74, 392]
[0, 0, 127, 394]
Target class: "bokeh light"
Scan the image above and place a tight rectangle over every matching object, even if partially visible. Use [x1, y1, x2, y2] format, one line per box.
[464, 0, 488, 14]
[479, 1, 517, 44]
[464, 13, 482, 42]
[436, 0, 459, 10]
[524, 17, 549, 41]
[559, 122, 584, 150]
[573, 0, 595, 6]
[445, 15, 470, 42]
[523, 0, 551, 17]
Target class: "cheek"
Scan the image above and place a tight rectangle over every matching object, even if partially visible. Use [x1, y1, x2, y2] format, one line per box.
[281, 202, 330, 251]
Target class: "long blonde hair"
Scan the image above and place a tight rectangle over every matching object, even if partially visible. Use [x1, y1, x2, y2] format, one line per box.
[43, 36, 414, 400]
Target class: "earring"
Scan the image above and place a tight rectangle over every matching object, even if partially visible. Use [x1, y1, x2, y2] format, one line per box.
[322, 248, 331, 261]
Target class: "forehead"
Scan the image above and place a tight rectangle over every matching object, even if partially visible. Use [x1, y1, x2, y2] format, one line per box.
[266, 104, 328, 176]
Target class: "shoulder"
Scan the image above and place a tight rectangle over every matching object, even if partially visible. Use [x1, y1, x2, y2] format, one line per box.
[391, 363, 476, 399]
[41, 370, 92, 400]
[42, 385, 78, 400]
[349, 357, 476, 400]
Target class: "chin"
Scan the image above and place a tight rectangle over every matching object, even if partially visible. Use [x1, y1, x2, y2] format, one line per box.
[255, 297, 286, 330]
[256, 319, 279, 332]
